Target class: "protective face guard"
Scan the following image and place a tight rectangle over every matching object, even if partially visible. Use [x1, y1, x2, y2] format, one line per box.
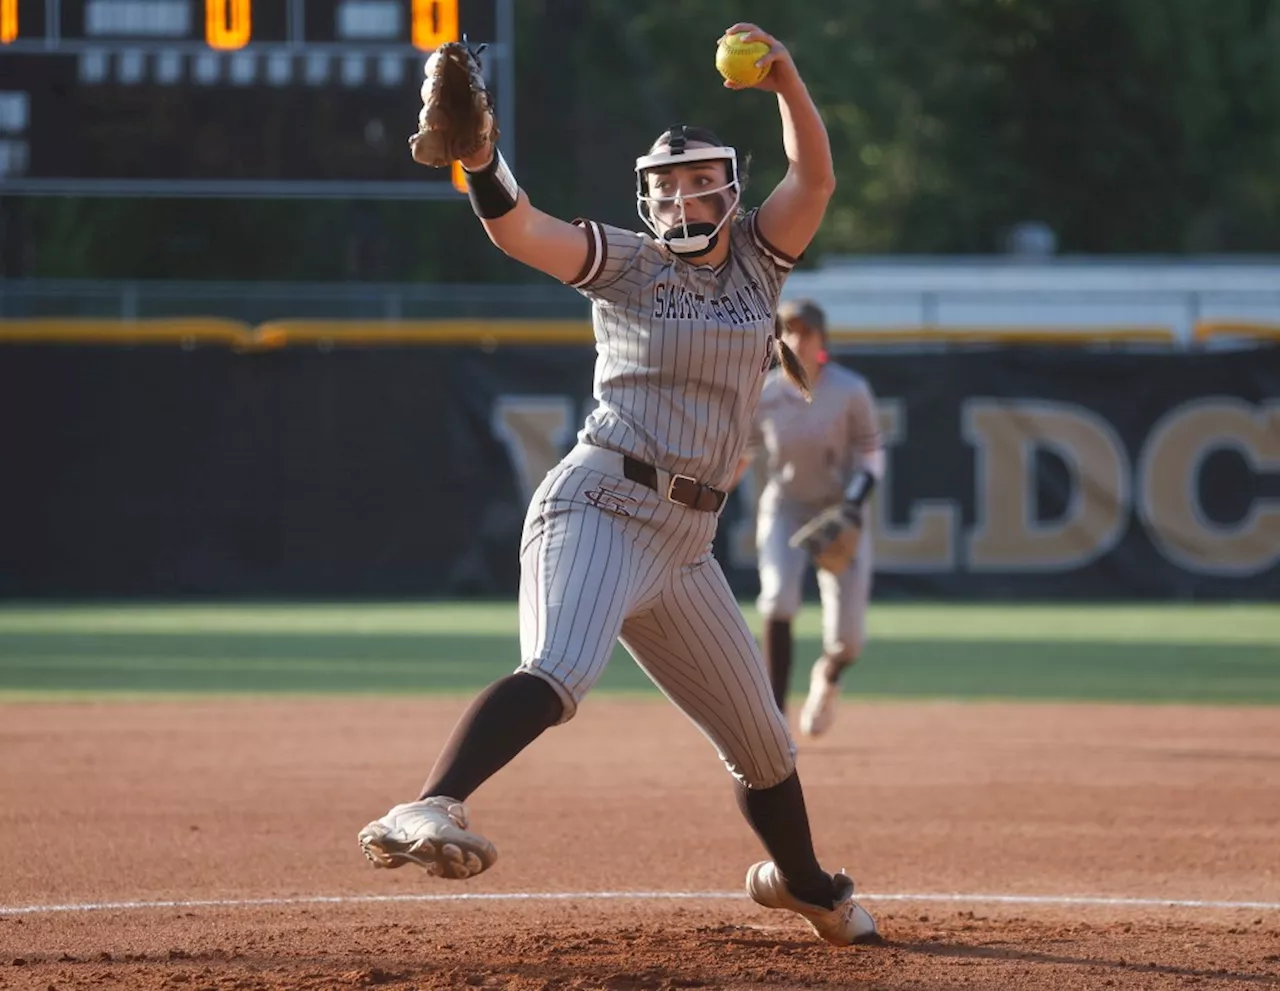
[635, 145, 741, 257]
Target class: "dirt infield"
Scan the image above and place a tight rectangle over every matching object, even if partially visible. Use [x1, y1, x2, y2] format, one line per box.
[2, 697, 1278, 990]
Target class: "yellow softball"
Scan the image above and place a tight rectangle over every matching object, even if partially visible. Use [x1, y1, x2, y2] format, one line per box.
[715, 33, 771, 87]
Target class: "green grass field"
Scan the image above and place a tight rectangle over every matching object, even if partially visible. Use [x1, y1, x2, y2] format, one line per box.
[0, 602, 1277, 703]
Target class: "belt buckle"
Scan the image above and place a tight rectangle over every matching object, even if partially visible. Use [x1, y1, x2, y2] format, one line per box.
[667, 473, 697, 505]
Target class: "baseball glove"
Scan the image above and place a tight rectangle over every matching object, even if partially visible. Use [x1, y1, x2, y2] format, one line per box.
[789, 503, 863, 574]
[410, 39, 500, 168]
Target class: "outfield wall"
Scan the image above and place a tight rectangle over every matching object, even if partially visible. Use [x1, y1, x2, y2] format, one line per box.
[1, 322, 1277, 600]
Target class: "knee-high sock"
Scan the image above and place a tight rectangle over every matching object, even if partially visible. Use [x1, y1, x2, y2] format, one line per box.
[736, 770, 834, 909]
[763, 618, 793, 714]
[420, 673, 563, 802]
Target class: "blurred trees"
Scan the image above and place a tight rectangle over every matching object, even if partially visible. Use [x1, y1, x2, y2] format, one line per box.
[623, 0, 1280, 254]
[11, 0, 1280, 279]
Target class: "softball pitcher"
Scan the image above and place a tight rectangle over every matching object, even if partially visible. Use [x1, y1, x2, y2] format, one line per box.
[736, 300, 885, 736]
[358, 23, 879, 946]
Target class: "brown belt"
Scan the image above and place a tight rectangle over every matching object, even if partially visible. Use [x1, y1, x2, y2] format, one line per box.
[622, 455, 727, 513]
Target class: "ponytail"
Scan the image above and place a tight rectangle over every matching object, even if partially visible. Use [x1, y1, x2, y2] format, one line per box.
[773, 334, 812, 403]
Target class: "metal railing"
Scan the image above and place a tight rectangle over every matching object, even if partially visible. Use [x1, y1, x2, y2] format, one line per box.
[0, 279, 590, 322]
[1, 278, 1277, 348]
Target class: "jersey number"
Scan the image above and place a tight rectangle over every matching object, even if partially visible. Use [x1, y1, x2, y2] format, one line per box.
[760, 333, 775, 374]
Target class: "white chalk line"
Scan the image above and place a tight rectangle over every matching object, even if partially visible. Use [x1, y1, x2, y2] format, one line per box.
[2, 890, 1278, 917]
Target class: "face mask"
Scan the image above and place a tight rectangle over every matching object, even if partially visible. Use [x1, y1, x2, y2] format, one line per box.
[635, 144, 741, 258]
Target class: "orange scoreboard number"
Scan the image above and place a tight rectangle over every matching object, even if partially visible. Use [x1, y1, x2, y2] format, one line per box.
[413, 0, 459, 50]
[0, 0, 17, 45]
[206, 0, 252, 51]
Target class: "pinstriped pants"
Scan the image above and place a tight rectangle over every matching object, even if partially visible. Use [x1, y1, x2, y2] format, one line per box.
[755, 497, 874, 662]
[517, 443, 797, 789]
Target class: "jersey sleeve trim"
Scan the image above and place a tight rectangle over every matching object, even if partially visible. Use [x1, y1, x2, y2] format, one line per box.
[567, 219, 607, 288]
[749, 211, 798, 271]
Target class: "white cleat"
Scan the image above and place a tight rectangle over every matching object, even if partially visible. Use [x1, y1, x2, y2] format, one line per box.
[746, 861, 881, 946]
[358, 796, 497, 879]
[799, 658, 841, 738]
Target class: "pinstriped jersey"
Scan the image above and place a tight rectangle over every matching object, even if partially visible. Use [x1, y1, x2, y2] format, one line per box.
[566, 209, 796, 489]
[750, 362, 882, 510]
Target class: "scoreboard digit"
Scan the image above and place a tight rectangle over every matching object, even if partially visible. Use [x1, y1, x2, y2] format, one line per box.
[205, 0, 251, 51]
[1, 0, 16, 46]
[412, 0, 458, 50]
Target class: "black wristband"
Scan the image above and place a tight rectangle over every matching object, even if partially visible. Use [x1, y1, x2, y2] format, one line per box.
[464, 148, 519, 219]
[844, 468, 877, 508]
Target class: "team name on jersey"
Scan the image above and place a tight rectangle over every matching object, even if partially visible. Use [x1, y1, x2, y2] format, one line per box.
[651, 278, 772, 325]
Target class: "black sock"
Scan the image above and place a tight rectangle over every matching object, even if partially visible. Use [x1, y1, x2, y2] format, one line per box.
[420, 673, 564, 802]
[763, 619, 793, 714]
[823, 655, 851, 686]
[736, 771, 834, 909]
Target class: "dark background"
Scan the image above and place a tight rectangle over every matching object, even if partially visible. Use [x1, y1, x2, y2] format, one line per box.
[4, 0, 1280, 281]
[3, 345, 1276, 601]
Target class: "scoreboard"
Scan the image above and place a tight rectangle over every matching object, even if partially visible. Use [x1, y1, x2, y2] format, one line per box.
[0, 0, 513, 197]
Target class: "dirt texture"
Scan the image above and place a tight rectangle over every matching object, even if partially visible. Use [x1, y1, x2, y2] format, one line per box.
[1, 698, 1278, 990]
